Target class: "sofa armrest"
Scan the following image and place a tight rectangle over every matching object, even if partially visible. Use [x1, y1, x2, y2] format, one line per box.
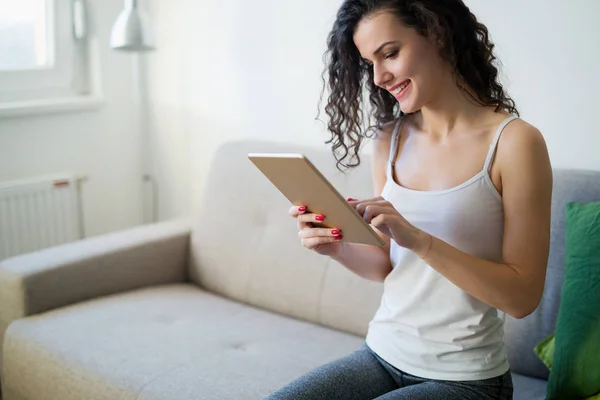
[0, 218, 192, 331]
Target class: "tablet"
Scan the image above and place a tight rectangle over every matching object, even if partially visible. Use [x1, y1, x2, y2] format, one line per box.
[248, 152, 386, 247]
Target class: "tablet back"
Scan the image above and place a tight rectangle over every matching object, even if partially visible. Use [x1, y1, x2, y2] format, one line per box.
[248, 153, 385, 247]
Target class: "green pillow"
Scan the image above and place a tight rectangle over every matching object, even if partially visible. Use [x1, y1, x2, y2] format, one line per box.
[544, 201, 600, 400]
[534, 332, 555, 370]
[535, 335, 600, 399]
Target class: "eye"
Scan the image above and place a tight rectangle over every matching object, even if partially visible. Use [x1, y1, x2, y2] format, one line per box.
[384, 50, 399, 60]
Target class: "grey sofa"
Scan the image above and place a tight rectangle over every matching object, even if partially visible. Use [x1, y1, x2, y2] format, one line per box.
[1, 139, 598, 400]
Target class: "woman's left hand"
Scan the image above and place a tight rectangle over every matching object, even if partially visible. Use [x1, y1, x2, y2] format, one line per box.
[348, 197, 431, 256]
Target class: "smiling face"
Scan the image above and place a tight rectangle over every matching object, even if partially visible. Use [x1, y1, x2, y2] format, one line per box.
[353, 10, 451, 114]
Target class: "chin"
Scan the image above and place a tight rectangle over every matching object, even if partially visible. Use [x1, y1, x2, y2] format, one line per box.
[398, 101, 420, 114]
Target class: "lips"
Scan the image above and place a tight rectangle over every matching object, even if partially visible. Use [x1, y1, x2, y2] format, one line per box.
[389, 80, 411, 97]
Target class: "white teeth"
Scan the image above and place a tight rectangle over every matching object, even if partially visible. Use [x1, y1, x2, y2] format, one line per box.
[391, 81, 409, 95]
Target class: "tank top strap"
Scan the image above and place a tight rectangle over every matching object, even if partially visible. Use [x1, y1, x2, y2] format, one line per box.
[388, 118, 404, 168]
[483, 115, 519, 173]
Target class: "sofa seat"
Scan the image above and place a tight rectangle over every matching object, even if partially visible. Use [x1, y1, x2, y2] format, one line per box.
[3, 282, 551, 400]
[2, 284, 364, 400]
[512, 373, 547, 400]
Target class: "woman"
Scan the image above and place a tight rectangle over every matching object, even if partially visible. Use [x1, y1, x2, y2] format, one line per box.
[267, 1, 552, 399]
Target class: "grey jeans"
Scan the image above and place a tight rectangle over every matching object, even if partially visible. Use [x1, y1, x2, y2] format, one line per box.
[265, 344, 513, 400]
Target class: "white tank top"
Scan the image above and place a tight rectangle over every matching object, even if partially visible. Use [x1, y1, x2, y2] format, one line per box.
[365, 115, 518, 381]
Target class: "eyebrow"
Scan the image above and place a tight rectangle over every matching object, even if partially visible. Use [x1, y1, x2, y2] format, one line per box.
[361, 40, 401, 64]
[373, 40, 400, 56]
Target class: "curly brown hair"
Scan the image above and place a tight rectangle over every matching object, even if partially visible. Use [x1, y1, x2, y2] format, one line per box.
[318, 0, 519, 171]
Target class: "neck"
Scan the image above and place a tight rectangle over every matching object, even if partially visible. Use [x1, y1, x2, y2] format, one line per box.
[415, 74, 487, 139]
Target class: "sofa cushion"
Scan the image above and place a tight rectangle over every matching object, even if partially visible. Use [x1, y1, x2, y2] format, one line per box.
[546, 201, 600, 399]
[503, 169, 600, 379]
[511, 373, 547, 400]
[2, 284, 365, 400]
[189, 140, 383, 337]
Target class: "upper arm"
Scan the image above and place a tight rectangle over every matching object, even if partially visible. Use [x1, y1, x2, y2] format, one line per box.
[498, 121, 553, 309]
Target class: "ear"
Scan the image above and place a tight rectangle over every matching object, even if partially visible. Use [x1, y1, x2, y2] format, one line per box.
[425, 23, 447, 51]
[427, 32, 445, 51]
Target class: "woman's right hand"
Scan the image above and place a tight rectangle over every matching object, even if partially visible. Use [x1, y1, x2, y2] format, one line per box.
[289, 205, 344, 257]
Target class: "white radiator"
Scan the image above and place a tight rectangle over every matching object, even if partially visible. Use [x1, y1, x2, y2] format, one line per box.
[0, 174, 86, 261]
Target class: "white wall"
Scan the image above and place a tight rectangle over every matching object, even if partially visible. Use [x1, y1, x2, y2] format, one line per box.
[465, 0, 600, 171]
[149, 0, 344, 218]
[2, 1, 595, 238]
[144, 0, 191, 222]
[150, 0, 600, 217]
[0, 0, 143, 237]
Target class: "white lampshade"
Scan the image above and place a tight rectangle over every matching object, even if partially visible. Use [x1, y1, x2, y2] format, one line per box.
[110, 0, 155, 51]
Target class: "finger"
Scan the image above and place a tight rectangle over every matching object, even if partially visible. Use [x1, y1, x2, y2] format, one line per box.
[298, 227, 342, 239]
[302, 235, 343, 250]
[347, 197, 385, 212]
[289, 205, 307, 218]
[362, 205, 389, 225]
[297, 213, 326, 225]
[351, 196, 383, 205]
[370, 213, 392, 231]
[347, 198, 360, 209]
[355, 199, 390, 217]
[296, 212, 326, 230]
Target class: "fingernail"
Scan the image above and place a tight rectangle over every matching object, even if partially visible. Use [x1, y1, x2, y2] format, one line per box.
[298, 206, 306, 212]
[334, 235, 343, 241]
[315, 215, 325, 221]
[347, 198, 357, 201]
[331, 229, 340, 235]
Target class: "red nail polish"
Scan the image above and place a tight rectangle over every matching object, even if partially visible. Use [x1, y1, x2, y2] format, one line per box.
[315, 215, 325, 221]
[331, 229, 340, 235]
[298, 206, 306, 212]
[334, 235, 343, 241]
[347, 198, 356, 201]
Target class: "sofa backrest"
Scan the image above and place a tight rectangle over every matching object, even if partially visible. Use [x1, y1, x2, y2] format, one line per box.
[188, 140, 384, 337]
[503, 169, 600, 379]
[189, 139, 600, 379]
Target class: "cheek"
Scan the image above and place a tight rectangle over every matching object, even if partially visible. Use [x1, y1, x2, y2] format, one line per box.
[404, 50, 443, 89]
[391, 48, 426, 81]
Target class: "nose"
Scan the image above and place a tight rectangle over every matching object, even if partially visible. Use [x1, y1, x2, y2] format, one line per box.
[373, 63, 393, 88]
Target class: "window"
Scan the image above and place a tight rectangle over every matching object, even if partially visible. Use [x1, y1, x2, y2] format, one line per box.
[0, 0, 99, 112]
[0, 0, 51, 70]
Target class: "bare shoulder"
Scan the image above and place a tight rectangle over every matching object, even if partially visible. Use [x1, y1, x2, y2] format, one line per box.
[497, 117, 553, 191]
[373, 119, 398, 142]
[371, 118, 400, 195]
[372, 119, 400, 158]
[499, 118, 547, 151]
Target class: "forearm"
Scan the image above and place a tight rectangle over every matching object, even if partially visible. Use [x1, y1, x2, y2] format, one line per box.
[417, 233, 543, 319]
[331, 242, 392, 282]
